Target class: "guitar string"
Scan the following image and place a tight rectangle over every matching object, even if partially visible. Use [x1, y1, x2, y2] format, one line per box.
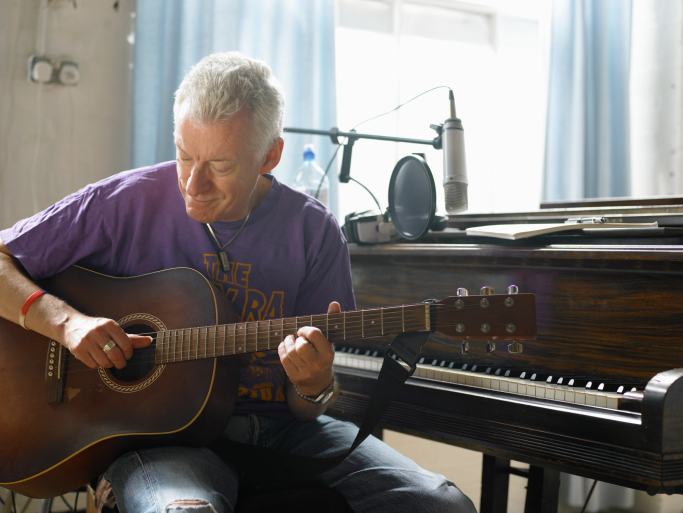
[58, 319, 525, 374]
[51, 305, 522, 374]
[83, 302, 501, 339]
[59, 316, 426, 372]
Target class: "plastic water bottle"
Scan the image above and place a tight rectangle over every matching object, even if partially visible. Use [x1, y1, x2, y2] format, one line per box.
[292, 144, 329, 206]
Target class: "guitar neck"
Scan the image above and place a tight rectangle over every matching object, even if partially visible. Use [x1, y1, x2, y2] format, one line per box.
[155, 303, 430, 364]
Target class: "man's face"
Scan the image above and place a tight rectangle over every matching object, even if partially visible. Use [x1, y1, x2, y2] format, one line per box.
[174, 108, 272, 224]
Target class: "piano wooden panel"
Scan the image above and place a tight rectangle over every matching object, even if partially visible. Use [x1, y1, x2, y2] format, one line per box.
[346, 243, 683, 382]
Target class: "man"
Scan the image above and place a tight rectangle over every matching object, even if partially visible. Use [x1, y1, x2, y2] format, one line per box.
[0, 52, 475, 513]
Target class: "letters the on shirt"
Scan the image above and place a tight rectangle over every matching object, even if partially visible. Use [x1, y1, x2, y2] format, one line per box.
[204, 253, 286, 403]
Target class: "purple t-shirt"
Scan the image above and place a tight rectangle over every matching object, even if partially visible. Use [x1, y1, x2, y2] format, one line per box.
[0, 161, 355, 418]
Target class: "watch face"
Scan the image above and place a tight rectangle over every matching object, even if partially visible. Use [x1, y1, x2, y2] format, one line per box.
[318, 388, 334, 404]
[315, 381, 335, 404]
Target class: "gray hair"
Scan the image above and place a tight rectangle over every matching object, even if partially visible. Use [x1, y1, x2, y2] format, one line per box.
[173, 52, 285, 163]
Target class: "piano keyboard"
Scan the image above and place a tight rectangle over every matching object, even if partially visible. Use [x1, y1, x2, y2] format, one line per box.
[334, 348, 639, 410]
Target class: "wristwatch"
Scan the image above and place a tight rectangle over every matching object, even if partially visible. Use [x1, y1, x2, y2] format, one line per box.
[292, 379, 335, 404]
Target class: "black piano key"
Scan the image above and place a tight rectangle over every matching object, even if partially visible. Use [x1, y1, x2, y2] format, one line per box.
[504, 370, 524, 378]
[567, 378, 589, 388]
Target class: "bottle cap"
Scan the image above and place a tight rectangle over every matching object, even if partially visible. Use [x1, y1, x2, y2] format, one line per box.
[303, 144, 315, 161]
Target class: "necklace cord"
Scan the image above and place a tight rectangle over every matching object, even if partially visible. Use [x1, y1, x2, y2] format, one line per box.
[203, 176, 261, 272]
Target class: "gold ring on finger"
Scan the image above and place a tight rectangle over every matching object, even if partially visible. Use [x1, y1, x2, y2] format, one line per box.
[102, 340, 116, 354]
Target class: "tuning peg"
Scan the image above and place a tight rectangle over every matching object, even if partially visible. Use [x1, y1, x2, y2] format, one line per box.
[456, 287, 468, 297]
[507, 285, 519, 294]
[508, 341, 523, 354]
[480, 286, 494, 295]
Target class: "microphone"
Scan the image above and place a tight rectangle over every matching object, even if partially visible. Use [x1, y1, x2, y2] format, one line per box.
[442, 90, 468, 214]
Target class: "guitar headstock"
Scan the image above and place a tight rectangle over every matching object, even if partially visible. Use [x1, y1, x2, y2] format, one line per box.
[432, 286, 536, 351]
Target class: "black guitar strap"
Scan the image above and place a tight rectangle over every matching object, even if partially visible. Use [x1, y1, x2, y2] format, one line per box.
[208, 331, 431, 481]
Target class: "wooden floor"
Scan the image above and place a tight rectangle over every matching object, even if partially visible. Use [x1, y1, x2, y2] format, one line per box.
[382, 430, 683, 513]
[3, 432, 683, 512]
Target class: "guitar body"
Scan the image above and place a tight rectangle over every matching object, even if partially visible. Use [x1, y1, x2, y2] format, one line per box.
[0, 266, 241, 498]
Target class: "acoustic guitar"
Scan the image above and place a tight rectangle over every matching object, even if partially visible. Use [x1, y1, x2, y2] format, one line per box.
[0, 266, 536, 498]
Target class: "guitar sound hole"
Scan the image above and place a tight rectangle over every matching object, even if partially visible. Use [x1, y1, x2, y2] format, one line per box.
[109, 324, 157, 383]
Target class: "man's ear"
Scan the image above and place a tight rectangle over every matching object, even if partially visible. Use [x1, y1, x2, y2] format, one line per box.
[260, 138, 284, 175]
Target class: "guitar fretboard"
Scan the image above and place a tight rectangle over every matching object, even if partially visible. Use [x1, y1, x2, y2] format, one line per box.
[154, 304, 430, 364]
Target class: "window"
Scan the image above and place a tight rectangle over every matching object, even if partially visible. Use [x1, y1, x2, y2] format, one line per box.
[335, 0, 549, 216]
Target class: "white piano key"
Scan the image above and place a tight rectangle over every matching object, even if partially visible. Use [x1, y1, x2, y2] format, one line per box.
[585, 392, 597, 406]
[605, 393, 621, 409]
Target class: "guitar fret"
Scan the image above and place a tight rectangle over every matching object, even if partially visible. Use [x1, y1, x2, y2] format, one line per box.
[255, 322, 258, 352]
[222, 324, 226, 357]
[233, 323, 236, 355]
[402, 306, 405, 332]
[381, 308, 384, 335]
[157, 331, 164, 364]
[267, 319, 271, 349]
[361, 310, 364, 338]
[180, 329, 184, 361]
[343, 311, 346, 340]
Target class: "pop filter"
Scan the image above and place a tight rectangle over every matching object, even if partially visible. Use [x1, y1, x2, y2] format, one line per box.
[388, 155, 437, 241]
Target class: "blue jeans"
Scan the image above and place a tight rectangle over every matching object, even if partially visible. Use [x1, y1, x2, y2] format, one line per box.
[104, 414, 476, 513]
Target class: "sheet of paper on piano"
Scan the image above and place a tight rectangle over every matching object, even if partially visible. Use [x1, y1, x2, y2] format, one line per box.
[465, 221, 658, 240]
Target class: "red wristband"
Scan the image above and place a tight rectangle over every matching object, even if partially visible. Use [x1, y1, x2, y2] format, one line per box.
[19, 289, 46, 330]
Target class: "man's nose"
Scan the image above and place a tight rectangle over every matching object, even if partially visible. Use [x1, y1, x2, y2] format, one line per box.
[185, 164, 210, 196]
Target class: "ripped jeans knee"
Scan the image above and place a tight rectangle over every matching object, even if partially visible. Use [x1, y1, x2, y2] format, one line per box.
[163, 499, 218, 513]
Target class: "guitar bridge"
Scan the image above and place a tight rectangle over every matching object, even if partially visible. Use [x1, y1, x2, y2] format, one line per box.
[45, 340, 66, 404]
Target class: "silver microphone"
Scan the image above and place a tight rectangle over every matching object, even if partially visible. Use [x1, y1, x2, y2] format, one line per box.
[443, 90, 468, 214]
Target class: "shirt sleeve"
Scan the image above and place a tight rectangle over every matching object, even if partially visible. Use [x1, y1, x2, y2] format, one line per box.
[292, 219, 356, 317]
[0, 185, 112, 281]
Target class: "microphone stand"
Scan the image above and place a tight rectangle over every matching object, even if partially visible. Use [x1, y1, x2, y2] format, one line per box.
[283, 126, 444, 183]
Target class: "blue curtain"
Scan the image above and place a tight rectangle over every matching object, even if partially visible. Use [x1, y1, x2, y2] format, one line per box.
[131, 0, 339, 214]
[543, 0, 632, 201]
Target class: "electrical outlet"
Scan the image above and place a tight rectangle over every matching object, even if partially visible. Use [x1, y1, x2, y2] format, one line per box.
[58, 62, 79, 85]
[28, 55, 53, 83]
[28, 55, 79, 86]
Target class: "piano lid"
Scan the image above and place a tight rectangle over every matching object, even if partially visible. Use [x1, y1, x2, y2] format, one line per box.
[420, 196, 683, 245]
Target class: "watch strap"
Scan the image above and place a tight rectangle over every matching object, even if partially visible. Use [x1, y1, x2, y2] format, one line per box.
[292, 379, 335, 404]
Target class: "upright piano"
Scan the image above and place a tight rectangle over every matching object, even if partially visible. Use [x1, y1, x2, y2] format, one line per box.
[327, 199, 683, 511]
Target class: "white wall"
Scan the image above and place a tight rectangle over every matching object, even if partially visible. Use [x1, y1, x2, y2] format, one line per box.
[0, 0, 135, 230]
